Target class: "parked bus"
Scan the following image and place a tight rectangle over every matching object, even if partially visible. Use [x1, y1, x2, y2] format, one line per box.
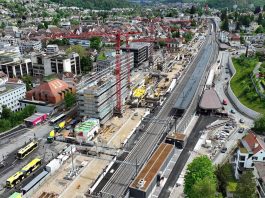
[21, 158, 42, 176]
[6, 171, 24, 188]
[17, 141, 38, 160]
[49, 113, 66, 125]
[6, 158, 42, 188]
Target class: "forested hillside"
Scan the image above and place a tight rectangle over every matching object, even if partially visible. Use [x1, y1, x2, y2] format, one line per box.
[49, 0, 131, 10]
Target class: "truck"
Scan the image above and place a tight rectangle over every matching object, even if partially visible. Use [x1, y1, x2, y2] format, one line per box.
[47, 130, 55, 143]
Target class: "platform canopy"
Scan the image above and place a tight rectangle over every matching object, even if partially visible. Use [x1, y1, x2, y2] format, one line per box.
[199, 89, 222, 110]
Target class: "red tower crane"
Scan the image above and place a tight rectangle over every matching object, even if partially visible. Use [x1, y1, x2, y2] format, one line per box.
[46, 31, 140, 113]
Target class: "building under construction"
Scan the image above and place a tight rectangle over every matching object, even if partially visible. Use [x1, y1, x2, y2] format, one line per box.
[78, 51, 134, 123]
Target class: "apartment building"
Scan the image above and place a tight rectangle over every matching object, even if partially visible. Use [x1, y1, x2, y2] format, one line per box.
[121, 42, 152, 67]
[0, 72, 26, 113]
[78, 51, 134, 123]
[46, 45, 59, 54]
[0, 35, 19, 45]
[31, 52, 81, 76]
[233, 132, 265, 179]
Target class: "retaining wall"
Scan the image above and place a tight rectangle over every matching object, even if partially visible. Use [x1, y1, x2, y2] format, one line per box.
[227, 55, 260, 119]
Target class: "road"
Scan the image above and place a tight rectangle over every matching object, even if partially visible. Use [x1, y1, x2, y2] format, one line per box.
[95, 23, 218, 198]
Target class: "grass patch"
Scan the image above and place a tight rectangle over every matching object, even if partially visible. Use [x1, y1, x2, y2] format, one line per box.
[230, 55, 265, 114]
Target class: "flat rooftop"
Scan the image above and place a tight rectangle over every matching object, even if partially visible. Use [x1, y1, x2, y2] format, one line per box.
[75, 118, 99, 133]
[130, 143, 174, 192]
[24, 113, 46, 122]
[167, 133, 186, 141]
[121, 42, 150, 50]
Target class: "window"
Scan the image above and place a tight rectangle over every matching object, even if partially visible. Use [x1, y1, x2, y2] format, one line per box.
[252, 156, 258, 160]
[263, 157, 265, 161]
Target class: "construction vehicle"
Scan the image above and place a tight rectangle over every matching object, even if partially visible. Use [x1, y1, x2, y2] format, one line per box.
[47, 130, 55, 143]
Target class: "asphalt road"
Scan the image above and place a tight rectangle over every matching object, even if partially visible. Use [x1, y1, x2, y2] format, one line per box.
[93, 23, 217, 198]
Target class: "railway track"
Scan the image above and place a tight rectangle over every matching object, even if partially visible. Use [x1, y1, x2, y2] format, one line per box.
[96, 24, 215, 198]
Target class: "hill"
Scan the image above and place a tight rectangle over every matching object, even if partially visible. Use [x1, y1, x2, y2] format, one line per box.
[50, 0, 131, 10]
[162, 0, 264, 8]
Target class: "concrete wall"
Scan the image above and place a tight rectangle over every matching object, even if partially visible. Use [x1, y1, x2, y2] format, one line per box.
[227, 55, 261, 119]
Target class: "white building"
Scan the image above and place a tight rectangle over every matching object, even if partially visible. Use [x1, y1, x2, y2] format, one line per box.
[233, 132, 265, 179]
[46, 44, 59, 54]
[69, 39, 90, 48]
[0, 72, 26, 114]
[31, 52, 81, 76]
[0, 35, 19, 45]
[253, 162, 265, 198]
[19, 40, 42, 54]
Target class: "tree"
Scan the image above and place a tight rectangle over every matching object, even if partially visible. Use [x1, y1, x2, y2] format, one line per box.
[222, 18, 229, 31]
[257, 13, 263, 25]
[22, 75, 33, 91]
[190, 177, 217, 198]
[240, 36, 245, 45]
[255, 26, 264, 34]
[184, 156, 216, 198]
[183, 32, 193, 43]
[66, 45, 87, 57]
[64, 92, 76, 108]
[190, 5, 196, 14]
[253, 114, 265, 134]
[90, 37, 102, 50]
[0, 119, 12, 132]
[215, 163, 234, 196]
[191, 20, 197, 27]
[1, 106, 12, 119]
[254, 6, 261, 14]
[234, 171, 256, 198]
[81, 56, 92, 73]
[221, 9, 227, 21]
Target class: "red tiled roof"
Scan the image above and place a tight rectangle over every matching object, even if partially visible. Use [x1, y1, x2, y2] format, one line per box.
[243, 132, 263, 154]
[26, 78, 76, 104]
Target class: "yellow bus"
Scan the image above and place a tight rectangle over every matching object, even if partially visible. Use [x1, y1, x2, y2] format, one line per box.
[6, 171, 24, 188]
[21, 158, 42, 176]
[17, 141, 38, 159]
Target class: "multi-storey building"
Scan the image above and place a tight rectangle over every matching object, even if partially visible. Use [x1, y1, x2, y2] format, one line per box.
[0, 72, 26, 114]
[19, 40, 42, 54]
[0, 58, 33, 78]
[233, 132, 265, 179]
[78, 51, 134, 123]
[121, 42, 152, 67]
[0, 35, 19, 45]
[31, 52, 81, 76]
[46, 45, 59, 54]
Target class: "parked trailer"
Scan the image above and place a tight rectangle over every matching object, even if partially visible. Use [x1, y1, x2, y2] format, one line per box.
[24, 113, 47, 127]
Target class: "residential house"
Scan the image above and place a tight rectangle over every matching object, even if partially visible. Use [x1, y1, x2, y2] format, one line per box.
[233, 132, 265, 179]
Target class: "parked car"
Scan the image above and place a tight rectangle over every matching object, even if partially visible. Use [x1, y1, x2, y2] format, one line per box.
[231, 109, 235, 114]
[223, 99, 228, 105]
[239, 118, 245, 123]
[221, 147, 228, 153]
[238, 128, 244, 133]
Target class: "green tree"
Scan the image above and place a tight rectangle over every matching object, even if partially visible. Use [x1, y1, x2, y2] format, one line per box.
[0, 119, 11, 132]
[257, 13, 263, 25]
[90, 37, 102, 50]
[0, 21, 6, 29]
[253, 114, 265, 134]
[222, 18, 229, 31]
[38, 23, 45, 30]
[66, 45, 87, 57]
[81, 56, 92, 73]
[215, 163, 234, 196]
[190, 177, 217, 198]
[183, 32, 193, 43]
[1, 106, 12, 119]
[22, 75, 33, 91]
[255, 26, 264, 33]
[64, 92, 76, 108]
[191, 20, 197, 27]
[184, 156, 216, 198]
[190, 5, 197, 14]
[234, 171, 256, 198]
